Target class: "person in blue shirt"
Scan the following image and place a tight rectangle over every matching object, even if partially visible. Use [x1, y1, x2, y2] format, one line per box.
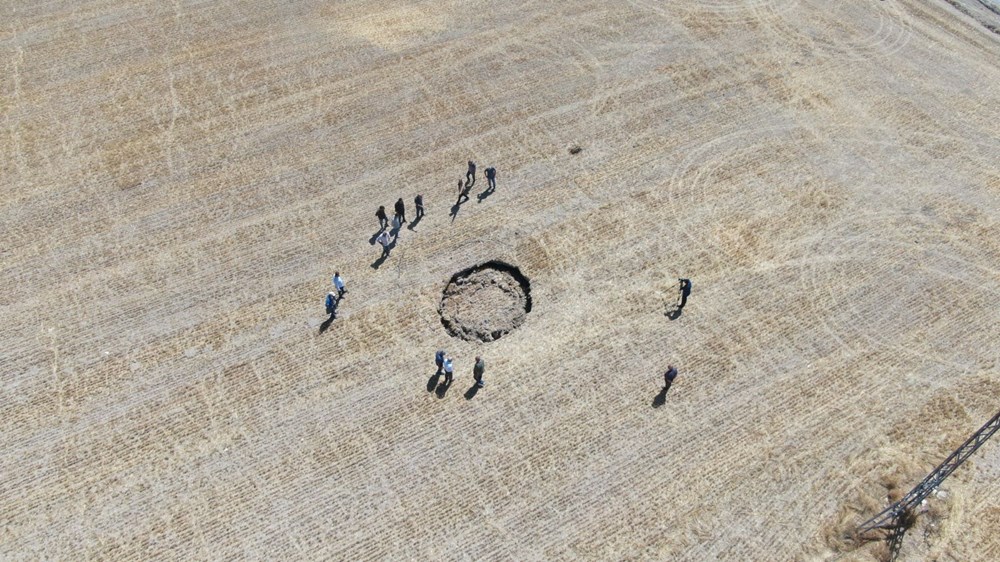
[325, 292, 337, 315]
[664, 365, 678, 388]
[435, 350, 446, 376]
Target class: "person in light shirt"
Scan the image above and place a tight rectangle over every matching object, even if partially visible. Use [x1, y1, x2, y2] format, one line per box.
[333, 272, 346, 299]
[443, 357, 454, 386]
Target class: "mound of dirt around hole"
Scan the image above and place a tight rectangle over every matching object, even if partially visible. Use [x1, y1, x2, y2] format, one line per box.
[439, 261, 531, 342]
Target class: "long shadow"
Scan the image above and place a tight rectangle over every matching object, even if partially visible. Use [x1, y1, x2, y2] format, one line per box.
[319, 312, 336, 334]
[477, 187, 495, 203]
[436, 380, 452, 398]
[652, 380, 673, 408]
[371, 253, 389, 269]
[426, 373, 441, 392]
[407, 214, 423, 231]
[666, 307, 684, 320]
[369, 228, 385, 245]
[464, 384, 480, 400]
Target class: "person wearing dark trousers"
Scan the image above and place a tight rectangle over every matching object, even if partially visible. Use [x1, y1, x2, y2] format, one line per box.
[457, 179, 470, 203]
[415, 194, 424, 220]
[435, 349, 446, 376]
[376, 205, 388, 230]
[394, 198, 407, 224]
[676, 278, 692, 311]
[466, 161, 476, 187]
[325, 292, 337, 315]
[484, 167, 496, 191]
[333, 272, 346, 299]
[473, 356, 485, 388]
[443, 356, 454, 386]
[664, 365, 678, 388]
[376, 230, 393, 258]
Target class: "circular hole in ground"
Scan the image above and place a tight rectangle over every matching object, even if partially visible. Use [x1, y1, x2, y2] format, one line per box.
[439, 261, 532, 342]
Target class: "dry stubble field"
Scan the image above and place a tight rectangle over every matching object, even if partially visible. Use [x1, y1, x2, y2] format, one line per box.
[2, 0, 1000, 559]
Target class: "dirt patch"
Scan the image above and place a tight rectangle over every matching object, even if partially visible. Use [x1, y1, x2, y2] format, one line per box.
[439, 261, 531, 342]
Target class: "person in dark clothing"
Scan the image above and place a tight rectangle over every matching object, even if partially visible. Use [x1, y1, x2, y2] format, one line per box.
[457, 179, 470, 203]
[484, 167, 496, 191]
[466, 161, 476, 187]
[676, 278, 692, 311]
[394, 198, 406, 223]
[376, 205, 388, 230]
[664, 365, 678, 388]
[435, 349, 446, 376]
[415, 194, 424, 220]
[325, 292, 337, 315]
[473, 356, 485, 388]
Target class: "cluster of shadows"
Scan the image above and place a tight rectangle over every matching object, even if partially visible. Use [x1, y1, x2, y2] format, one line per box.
[426, 372, 480, 400]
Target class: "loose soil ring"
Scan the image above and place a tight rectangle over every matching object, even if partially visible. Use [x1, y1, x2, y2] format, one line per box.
[439, 261, 532, 342]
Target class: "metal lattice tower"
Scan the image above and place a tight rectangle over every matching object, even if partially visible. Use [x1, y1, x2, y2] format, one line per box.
[854, 409, 1000, 560]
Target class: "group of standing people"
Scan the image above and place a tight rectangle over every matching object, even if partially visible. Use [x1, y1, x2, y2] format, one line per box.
[375, 195, 427, 258]
[435, 350, 486, 389]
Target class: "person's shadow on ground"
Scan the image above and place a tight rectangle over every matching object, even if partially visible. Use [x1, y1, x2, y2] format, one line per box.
[371, 253, 389, 269]
[319, 310, 336, 334]
[464, 384, 480, 400]
[407, 214, 423, 230]
[427, 373, 441, 392]
[436, 380, 452, 398]
[666, 307, 684, 320]
[477, 186, 495, 203]
[652, 380, 673, 408]
[369, 228, 384, 245]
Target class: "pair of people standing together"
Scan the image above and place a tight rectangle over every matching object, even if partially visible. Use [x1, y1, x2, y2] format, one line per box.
[435, 350, 486, 388]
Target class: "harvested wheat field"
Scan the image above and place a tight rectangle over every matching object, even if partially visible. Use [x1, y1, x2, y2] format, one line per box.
[3, 0, 1000, 559]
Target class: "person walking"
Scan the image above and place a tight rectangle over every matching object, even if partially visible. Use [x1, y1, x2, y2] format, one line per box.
[664, 365, 678, 388]
[376, 205, 388, 230]
[394, 197, 407, 224]
[676, 278, 692, 311]
[414, 194, 424, 220]
[435, 349, 446, 376]
[473, 356, 485, 388]
[443, 356, 454, 386]
[325, 291, 337, 315]
[333, 272, 346, 299]
[466, 161, 476, 186]
[376, 230, 393, 258]
[457, 179, 470, 203]
[484, 167, 497, 191]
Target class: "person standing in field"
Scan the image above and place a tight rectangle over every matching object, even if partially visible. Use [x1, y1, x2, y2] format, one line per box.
[676, 278, 692, 311]
[325, 292, 337, 315]
[333, 272, 346, 299]
[443, 356, 455, 386]
[376, 230, 393, 258]
[435, 349, 446, 376]
[466, 161, 476, 187]
[664, 365, 678, 388]
[484, 167, 497, 191]
[414, 194, 424, 220]
[376, 205, 388, 230]
[394, 197, 407, 224]
[473, 356, 485, 388]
